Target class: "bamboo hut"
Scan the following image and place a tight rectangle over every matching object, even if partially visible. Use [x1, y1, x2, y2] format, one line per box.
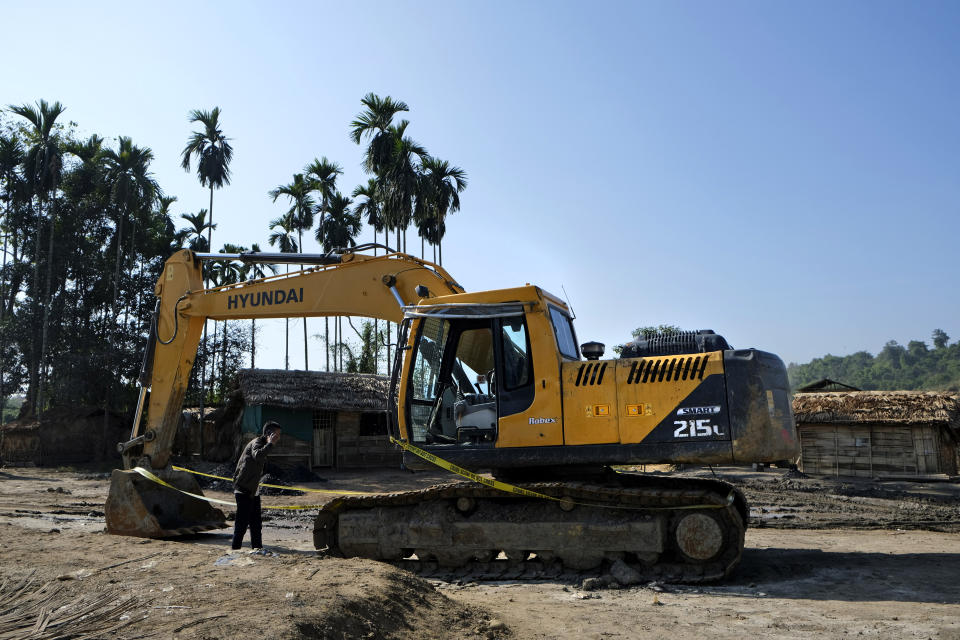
[222, 369, 396, 470]
[0, 407, 127, 466]
[792, 391, 960, 478]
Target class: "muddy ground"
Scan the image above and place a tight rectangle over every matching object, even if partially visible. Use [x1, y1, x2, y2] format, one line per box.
[1, 464, 959, 639]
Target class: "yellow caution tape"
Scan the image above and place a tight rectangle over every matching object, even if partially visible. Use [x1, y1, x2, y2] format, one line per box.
[171, 465, 374, 496]
[389, 437, 561, 502]
[133, 467, 353, 511]
[133, 467, 238, 507]
[390, 437, 734, 511]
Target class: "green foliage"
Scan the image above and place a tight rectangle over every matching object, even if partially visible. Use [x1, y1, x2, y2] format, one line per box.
[348, 93, 466, 260]
[612, 325, 684, 355]
[2, 395, 22, 423]
[323, 320, 385, 375]
[631, 324, 683, 340]
[0, 104, 196, 415]
[787, 329, 960, 391]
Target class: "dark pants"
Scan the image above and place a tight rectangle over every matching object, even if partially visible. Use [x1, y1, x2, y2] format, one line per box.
[232, 493, 262, 549]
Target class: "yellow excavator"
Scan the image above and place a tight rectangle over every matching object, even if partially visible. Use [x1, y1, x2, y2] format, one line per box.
[105, 245, 798, 581]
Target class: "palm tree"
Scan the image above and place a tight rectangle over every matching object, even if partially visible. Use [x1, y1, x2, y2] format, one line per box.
[270, 174, 315, 369]
[8, 99, 66, 415]
[350, 95, 420, 251]
[269, 174, 315, 248]
[350, 94, 414, 375]
[305, 157, 342, 372]
[245, 242, 277, 368]
[317, 192, 361, 251]
[317, 193, 361, 371]
[101, 136, 160, 317]
[350, 93, 409, 175]
[268, 212, 298, 370]
[179, 107, 233, 253]
[181, 107, 231, 415]
[352, 179, 384, 249]
[178, 210, 216, 251]
[381, 121, 427, 253]
[305, 157, 342, 222]
[352, 179, 385, 373]
[154, 196, 178, 252]
[418, 156, 467, 265]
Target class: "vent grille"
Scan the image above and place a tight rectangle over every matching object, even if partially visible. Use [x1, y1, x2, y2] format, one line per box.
[626, 355, 710, 384]
[574, 362, 609, 386]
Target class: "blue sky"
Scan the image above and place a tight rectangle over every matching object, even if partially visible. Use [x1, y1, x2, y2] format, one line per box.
[4, 0, 959, 369]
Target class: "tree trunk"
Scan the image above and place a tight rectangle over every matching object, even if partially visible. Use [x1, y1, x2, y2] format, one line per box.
[221, 319, 228, 396]
[201, 184, 214, 424]
[284, 265, 290, 370]
[207, 185, 214, 252]
[38, 180, 58, 415]
[113, 212, 124, 318]
[321, 214, 329, 372]
[209, 320, 218, 402]
[0, 202, 8, 322]
[0, 196, 9, 415]
[25, 196, 42, 416]
[298, 230, 308, 370]
[251, 318, 256, 368]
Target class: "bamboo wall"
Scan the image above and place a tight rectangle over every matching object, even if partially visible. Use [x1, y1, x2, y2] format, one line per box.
[333, 411, 399, 469]
[798, 422, 957, 477]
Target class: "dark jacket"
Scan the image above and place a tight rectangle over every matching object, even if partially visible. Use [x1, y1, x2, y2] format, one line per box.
[233, 436, 273, 495]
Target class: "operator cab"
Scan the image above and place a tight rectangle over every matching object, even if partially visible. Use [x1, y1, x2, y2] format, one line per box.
[404, 304, 534, 448]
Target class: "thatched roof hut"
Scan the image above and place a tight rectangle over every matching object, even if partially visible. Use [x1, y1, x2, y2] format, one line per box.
[792, 391, 960, 477]
[793, 391, 960, 432]
[236, 369, 390, 413]
[214, 369, 396, 470]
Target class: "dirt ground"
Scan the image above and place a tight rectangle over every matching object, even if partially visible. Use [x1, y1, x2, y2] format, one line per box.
[1, 464, 959, 639]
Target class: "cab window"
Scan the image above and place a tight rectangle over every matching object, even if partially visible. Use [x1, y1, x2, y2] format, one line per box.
[409, 317, 449, 441]
[549, 306, 579, 360]
[500, 317, 531, 390]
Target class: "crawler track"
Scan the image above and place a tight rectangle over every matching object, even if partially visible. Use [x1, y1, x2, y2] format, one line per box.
[315, 473, 748, 583]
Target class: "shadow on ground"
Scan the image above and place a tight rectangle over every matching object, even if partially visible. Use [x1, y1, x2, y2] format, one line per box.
[718, 547, 960, 604]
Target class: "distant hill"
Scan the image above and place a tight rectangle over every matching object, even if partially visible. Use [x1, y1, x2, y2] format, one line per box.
[786, 329, 960, 392]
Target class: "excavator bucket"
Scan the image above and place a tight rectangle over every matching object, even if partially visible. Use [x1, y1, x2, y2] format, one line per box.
[105, 468, 227, 537]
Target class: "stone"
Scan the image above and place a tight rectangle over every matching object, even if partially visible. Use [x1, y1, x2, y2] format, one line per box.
[581, 577, 604, 591]
[609, 559, 643, 586]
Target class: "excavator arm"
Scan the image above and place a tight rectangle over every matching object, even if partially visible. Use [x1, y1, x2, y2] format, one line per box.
[125, 246, 462, 470]
[106, 246, 462, 537]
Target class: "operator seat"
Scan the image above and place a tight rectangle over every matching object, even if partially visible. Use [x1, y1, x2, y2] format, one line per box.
[453, 393, 497, 444]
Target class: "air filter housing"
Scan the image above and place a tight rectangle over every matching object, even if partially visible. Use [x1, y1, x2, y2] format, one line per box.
[619, 330, 730, 359]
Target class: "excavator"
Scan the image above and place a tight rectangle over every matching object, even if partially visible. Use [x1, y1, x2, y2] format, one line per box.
[105, 245, 798, 582]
